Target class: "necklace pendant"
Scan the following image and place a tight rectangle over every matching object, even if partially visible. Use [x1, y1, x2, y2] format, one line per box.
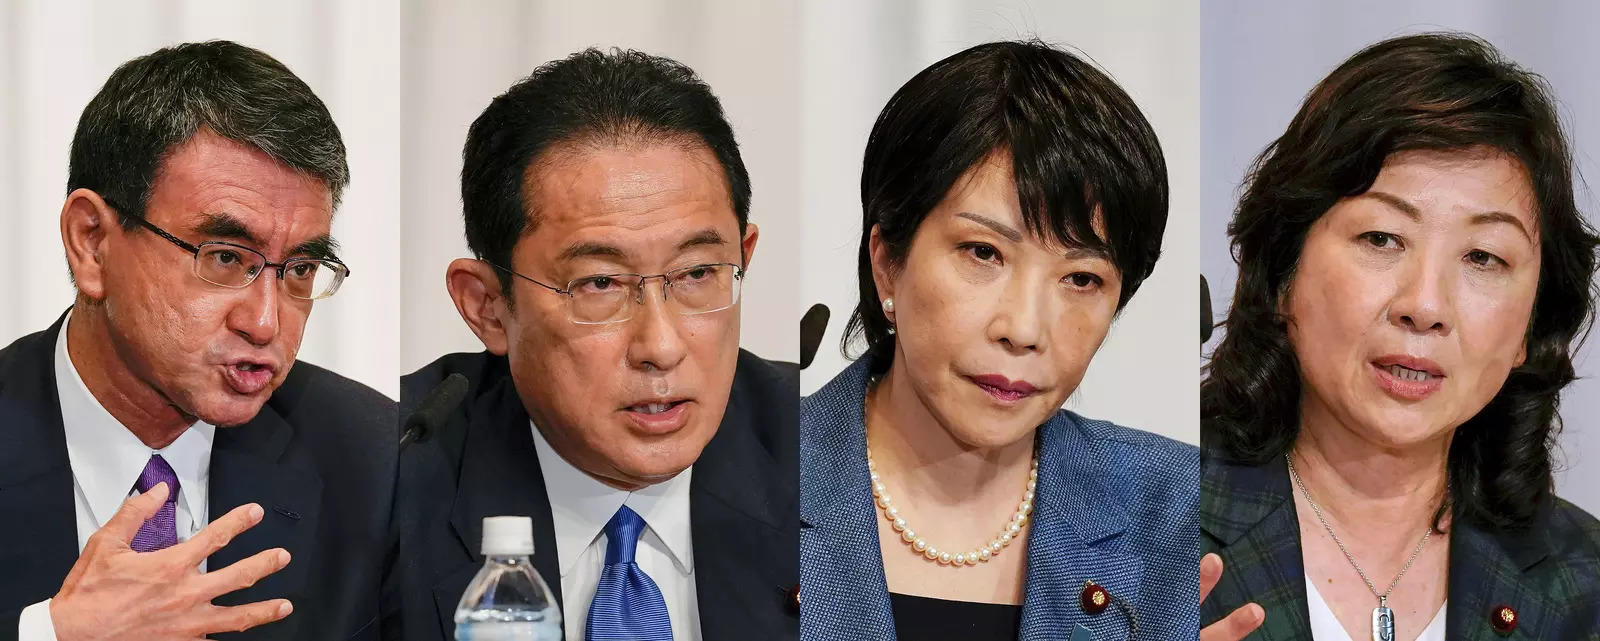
[1372, 600, 1395, 641]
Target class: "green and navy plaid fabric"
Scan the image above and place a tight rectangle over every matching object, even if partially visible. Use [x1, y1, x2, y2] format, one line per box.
[1201, 453, 1600, 639]
[800, 356, 1201, 640]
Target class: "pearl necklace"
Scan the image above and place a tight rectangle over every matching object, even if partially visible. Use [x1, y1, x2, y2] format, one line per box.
[867, 446, 1038, 567]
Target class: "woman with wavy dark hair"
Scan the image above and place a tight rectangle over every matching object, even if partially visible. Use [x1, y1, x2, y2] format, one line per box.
[1201, 33, 1600, 641]
[799, 40, 1199, 640]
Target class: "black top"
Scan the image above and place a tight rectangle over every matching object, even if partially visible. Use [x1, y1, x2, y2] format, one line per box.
[890, 592, 1022, 641]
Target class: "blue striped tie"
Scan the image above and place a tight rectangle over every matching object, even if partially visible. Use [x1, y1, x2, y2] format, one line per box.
[587, 505, 672, 641]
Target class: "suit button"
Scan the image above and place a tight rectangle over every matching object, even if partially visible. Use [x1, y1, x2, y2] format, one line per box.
[1080, 581, 1109, 615]
[1490, 605, 1517, 635]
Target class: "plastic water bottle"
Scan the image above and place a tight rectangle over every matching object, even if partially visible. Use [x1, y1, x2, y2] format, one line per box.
[454, 516, 562, 640]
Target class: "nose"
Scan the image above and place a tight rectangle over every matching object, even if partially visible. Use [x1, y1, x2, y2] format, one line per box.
[1387, 254, 1454, 336]
[227, 268, 282, 347]
[987, 273, 1048, 354]
[625, 278, 688, 372]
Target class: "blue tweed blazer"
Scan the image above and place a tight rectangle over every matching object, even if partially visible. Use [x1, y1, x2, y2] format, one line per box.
[799, 357, 1201, 640]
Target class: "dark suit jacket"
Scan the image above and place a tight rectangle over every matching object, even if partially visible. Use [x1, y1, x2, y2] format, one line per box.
[383, 349, 799, 641]
[0, 313, 397, 641]
[1200, 452, 1600, 640]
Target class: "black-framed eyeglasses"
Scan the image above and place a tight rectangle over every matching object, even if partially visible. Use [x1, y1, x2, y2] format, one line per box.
[112, 203, 350, 301]
[488, 261, 745, 325]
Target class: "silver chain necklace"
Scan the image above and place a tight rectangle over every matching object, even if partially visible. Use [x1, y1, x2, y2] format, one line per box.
[1286, 454, 1433, 641]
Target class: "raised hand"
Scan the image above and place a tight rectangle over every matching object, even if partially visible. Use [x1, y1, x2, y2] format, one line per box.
[48, 483, 294, 640]
[1200, 552, 1265, 641]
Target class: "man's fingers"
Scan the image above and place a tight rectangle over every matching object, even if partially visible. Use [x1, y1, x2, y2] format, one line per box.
[96, 482, 171, 545]
[1202, 603, 1265, 641]
[202, 599, 294, 634]
[173, 503, 265, 564]
[1200, 552, 1225, 603]
[195, 547, 291, 600]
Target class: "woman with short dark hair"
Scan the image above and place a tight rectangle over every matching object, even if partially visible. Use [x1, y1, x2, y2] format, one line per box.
[799, 40, 1199, 640]
[1202, 32, 1600, 640]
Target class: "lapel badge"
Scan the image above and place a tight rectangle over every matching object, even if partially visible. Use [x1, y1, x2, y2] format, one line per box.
[1490, 604, 1517, 635]
[1080, 580, 1110, 615]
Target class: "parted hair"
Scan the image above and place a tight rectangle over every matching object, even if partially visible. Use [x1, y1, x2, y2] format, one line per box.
[69, 40, 349, 225]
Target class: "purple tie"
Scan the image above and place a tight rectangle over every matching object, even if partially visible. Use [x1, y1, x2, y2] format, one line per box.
[129, 454, 180, 553]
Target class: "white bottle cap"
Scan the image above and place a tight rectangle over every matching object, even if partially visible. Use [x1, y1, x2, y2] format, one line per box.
[481, 515, 535, 556]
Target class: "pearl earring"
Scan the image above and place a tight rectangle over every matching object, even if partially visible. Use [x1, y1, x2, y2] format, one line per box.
[882, 298, 895, 314]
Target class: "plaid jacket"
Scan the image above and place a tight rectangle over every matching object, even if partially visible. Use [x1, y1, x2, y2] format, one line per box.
[1200, 453, 1600, 639]
[800, 356, 1201, 640]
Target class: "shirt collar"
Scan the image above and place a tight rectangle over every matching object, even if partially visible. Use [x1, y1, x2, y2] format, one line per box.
[529, 420, 694, 578]
[55, 310, 215, 530]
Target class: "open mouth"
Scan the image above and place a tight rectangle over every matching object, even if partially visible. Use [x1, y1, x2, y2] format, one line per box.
[1381, 364, 1435, 382]
[1370, 355, 1445, 401]
[223, 360, 276, 395]
[621, 398, 692, 434]
[627, 400, 687, 415]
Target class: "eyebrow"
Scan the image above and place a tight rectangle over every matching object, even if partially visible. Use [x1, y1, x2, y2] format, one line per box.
[193, 213, 263, 246]
[956, 211, 1111, 260]
[557, 241, 627, 262]
[678, 228, 728, 251]
[1470, 211, 1534, 242]
[193, 212, 340, 261]
[290, 235, 341, 261]
[956, 212, 1024, 243]
[555, 228, 729, 263]
[1363, 191, 1532, 241]
[1062, 246, 1112, 261]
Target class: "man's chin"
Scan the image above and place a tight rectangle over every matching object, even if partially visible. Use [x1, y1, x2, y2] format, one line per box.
[187, 394, 271, 428]
[607, 442, 706, 485]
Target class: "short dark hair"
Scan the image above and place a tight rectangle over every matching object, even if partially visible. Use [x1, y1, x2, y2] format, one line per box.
[461, 47, 751, 297]
[68, 40, 349, 226]
[1202, 33, 1598, 530]
[842, 40, 1169, 364]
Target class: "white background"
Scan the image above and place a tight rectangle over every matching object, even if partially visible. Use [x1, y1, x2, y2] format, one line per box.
[0, 0, 400, 399]
[798, 0, 1201, 445]
[1200, 0, 1600, 514]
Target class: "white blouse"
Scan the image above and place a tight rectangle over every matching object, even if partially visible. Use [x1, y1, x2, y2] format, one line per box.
[1305, 576, 1445, 641]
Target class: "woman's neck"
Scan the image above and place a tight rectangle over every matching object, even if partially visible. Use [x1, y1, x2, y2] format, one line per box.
[864, 361, 1034, 512]
[1292, 401, 1452, 533]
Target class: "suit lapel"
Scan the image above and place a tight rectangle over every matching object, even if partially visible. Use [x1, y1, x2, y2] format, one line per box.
[798, 358, 895, 641]
[1020, 413, 1142, 640]
[1198, 456, 1312, 641]
[431, 376, 561, 631]
[0, 313, 79, 611]
[691, 371, 799, 641]
[206, 404, 321, 640]
[1445, 508, 1557, 640]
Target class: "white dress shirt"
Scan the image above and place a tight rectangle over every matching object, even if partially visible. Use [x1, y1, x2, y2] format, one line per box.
[1305, 575, 1446, 641]
[529, 420, 701, 641]
[17, 312, 216, 640]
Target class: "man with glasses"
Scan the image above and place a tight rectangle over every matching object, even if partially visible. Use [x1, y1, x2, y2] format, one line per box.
[0, 42, 395, 640]
[385, 49, 798, 641]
